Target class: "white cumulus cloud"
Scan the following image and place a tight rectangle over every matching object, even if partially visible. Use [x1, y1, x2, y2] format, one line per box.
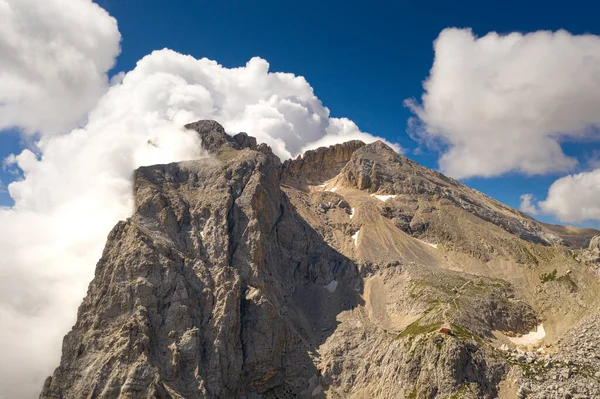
[0, 48, 394, 399]
[0, 0, 121, 135]
[120, 50, 392, 160]
[537, 169, 600, 223]
[519, 193, 539, 215]
[406, 28, 600, 179]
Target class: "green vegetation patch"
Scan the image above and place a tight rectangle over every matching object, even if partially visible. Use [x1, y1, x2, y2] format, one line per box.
[449, 324, 474, 340]
[539, 269, 557, 283]
[397, 321, 443, 339]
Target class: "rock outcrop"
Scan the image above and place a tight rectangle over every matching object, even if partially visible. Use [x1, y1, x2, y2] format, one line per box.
[575, 235, 600, 277]
[282, 140, 365, 185]
[41, 121, 600, 399]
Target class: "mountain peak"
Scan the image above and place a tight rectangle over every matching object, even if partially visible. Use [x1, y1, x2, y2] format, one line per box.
[282, 139, 366, 185]
[185, 119, 259, 154]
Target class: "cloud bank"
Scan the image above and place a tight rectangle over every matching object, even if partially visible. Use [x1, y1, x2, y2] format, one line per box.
[1, 26, 393, 399]
[407, 28, 600, 179]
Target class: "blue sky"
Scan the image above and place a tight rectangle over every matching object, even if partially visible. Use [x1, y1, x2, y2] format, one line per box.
[2, 0, 600, 227]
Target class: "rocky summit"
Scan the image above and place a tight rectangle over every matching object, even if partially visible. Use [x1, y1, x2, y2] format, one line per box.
[41, 121, 600, 399]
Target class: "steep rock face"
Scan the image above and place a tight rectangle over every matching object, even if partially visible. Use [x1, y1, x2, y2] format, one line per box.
[41, 121, 600, 399]
[41, 121, 361, 398]
[282, 141, 365, 186]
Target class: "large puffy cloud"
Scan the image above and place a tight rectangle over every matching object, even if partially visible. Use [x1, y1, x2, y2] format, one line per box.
[118, 50, 396, 159]
[0, 0, 121, 134]
[0, 48, 393, 398]
[536, 169, 600, 223]
[406, 28, 600, 179]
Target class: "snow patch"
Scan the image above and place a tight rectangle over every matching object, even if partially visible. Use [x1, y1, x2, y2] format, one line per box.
[349, 207, 355, 219]
[417, 239, 438, 249]
[352, 229, 360, 246]
[200, 231, 205, 240]
[327, 186, 338, 192]
[508, 324, 546, 346]
[324, 280, 338, 293]
[370, 194, 397, 201]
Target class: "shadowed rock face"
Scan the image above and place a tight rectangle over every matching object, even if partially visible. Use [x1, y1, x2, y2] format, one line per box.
[41, 121, 362, 399]
[41, 121, 600, 399]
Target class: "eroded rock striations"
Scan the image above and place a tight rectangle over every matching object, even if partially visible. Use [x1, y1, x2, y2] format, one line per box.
[42, 121, 600, 399]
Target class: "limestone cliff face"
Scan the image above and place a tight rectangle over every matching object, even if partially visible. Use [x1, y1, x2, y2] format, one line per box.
[41, 121, 361, 398]
[282, 140, 366, 186]
[41, 121, 600, 399]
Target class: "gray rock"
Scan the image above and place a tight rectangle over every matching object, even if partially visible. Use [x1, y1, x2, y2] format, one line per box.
[41, 122, 360, 398]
